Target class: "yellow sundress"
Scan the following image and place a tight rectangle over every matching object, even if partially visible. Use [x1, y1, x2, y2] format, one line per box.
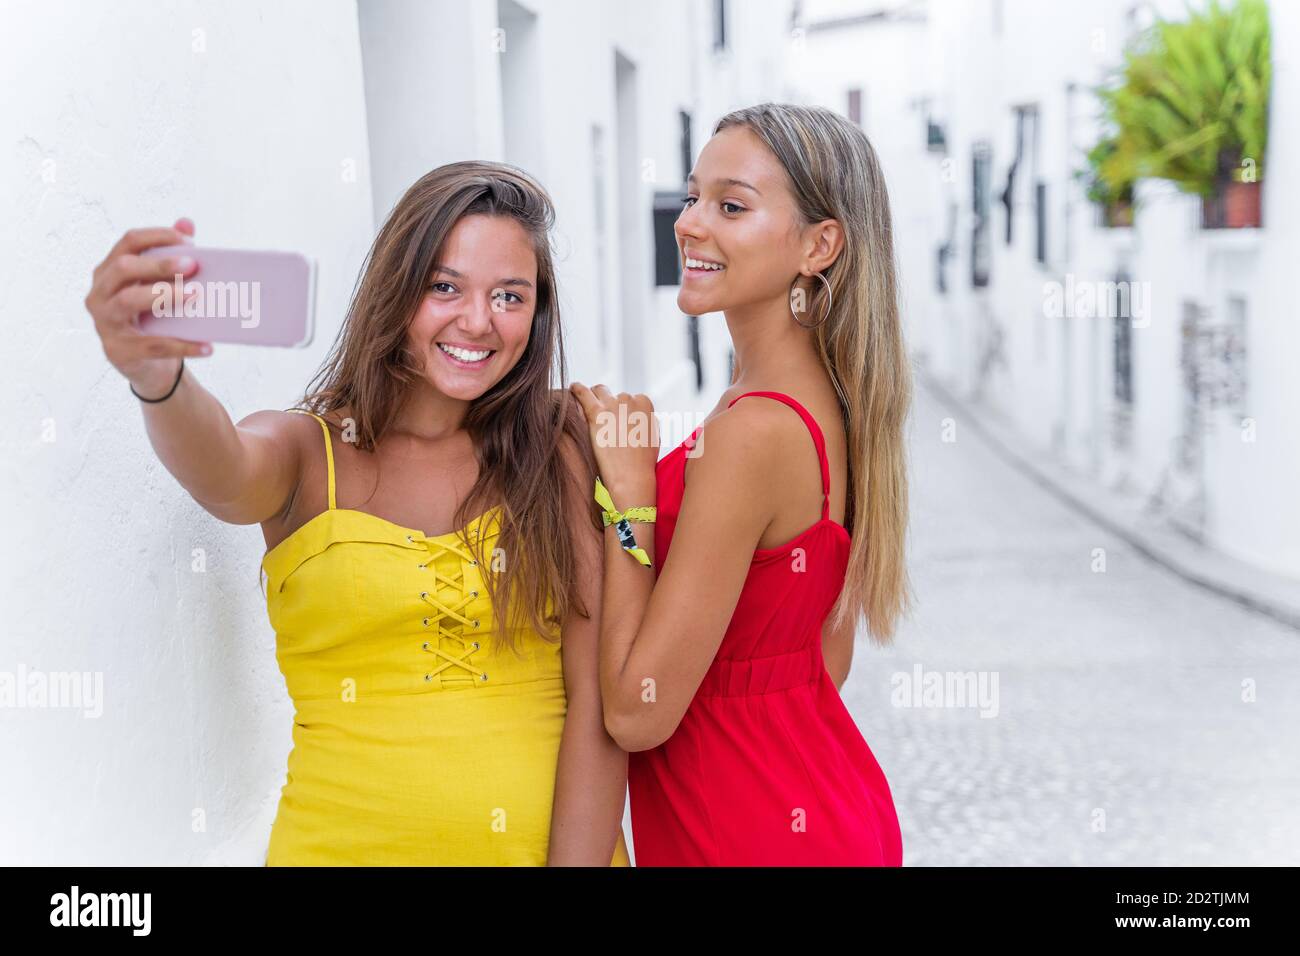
[261, 410, 630, 865]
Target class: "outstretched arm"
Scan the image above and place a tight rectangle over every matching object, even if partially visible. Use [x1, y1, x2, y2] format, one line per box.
[85, 219, 301, 526]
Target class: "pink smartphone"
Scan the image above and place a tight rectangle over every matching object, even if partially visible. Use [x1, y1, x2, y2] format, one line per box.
[136, 245, 317, 347]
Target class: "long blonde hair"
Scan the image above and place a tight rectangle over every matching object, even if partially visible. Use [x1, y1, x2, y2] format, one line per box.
[714, 103, 914, 645]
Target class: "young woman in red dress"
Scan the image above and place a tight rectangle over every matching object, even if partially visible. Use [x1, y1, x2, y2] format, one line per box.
[571, 103, 913, 866]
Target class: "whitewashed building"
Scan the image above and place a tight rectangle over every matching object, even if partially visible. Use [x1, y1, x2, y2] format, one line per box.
[790, 0, 1300, 581]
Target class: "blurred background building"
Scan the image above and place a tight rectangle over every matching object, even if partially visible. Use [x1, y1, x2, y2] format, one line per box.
[790, 0, 1299, 583]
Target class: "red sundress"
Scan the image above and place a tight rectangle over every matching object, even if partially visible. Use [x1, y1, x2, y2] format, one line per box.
[627, 390, 904, 866]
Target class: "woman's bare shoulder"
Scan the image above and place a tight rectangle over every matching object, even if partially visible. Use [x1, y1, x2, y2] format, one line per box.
[231, 407, 341, 534]
[684, 397, 794, 484]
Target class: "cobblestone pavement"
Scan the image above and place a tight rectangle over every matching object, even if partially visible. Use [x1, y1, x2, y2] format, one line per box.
[840, 379, 1300, 866]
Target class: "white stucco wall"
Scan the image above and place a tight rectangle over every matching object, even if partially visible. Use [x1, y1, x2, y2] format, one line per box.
[0, 0, 374, 864]
[1217, 0, 1300, 574]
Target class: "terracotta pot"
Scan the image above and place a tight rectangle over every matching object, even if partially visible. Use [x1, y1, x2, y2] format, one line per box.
[1202, 180, 1262, 229]
[1104, 199, 1134, 228]
[1224, 180, 1261, 228]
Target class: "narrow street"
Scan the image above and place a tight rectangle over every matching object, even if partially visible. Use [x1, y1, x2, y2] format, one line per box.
[840, 378, 1300, 865]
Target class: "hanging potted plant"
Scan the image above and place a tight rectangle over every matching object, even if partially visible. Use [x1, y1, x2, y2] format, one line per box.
[1078, 134, 1136, 227]
[1099, 0, 1270, 229]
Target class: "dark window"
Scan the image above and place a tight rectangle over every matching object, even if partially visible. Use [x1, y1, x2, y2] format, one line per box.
[972, 142, 992, 288]
[1001, 109, 1026, 245]
[653, 191, 682, 286]
[679, 110, 692, 181]
[847, 88, 863, 126]
[679, 111, 699, 390]
[1035, 180, 1047, 264]
[926, 118, 946, 151]
[1001, 165, 1016, 245]
[936, 201, 956, 294]
[688, 315, 703, 391]
[1112, 272, 1133, 406]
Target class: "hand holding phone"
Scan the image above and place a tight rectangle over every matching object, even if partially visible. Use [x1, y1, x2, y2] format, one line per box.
[136, 245, 317, 348]
[86, 219, 212, 397]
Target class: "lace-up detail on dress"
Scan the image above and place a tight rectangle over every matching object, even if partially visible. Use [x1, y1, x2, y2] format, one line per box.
[416, 534, 488, 684]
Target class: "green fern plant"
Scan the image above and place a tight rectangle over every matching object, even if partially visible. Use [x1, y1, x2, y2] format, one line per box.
[1098, 0, 1270, 198]
[1078, 134, 1135, 207]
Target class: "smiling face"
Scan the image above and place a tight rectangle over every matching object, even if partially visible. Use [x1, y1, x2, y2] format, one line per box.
[405, 213, 538, 402]
[674, 124, 809, 317]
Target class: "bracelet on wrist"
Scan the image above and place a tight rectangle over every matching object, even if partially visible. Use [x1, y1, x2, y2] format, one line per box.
[594, 476, 655, 567]
[130, 359, 185, 403]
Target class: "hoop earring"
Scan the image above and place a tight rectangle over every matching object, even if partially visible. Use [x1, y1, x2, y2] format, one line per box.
[790, 270, 832, 329]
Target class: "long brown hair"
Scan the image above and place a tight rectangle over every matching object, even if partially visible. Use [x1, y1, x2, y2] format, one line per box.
[714, 104, 915, 645]
[291, 161, 597, 654]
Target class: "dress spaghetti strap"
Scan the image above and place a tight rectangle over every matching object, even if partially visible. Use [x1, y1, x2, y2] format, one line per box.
[726, 391, 830, 520]
[287, 409, 336, 510]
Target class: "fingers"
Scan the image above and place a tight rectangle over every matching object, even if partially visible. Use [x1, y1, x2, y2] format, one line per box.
[569, 382, 659, 429]
[91, 253, 197, 321]
[108, 280, 197, 327]
[104, 328, 211, 367]
[569, 381, 596, 418]
[173, 217, 195, 239]
[93, 226, 191, 289]
[571, 382, 624, 417]
[571, 381, 654, 408]
[127, 335, 213, 361]
[104, 226, 189, 263]
[570, 382, 652, 400]
[102, 251, 196, 295]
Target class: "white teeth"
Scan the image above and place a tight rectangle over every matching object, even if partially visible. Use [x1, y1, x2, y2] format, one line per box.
[686, 257, 725, 271]
[438, 343, 493, 362]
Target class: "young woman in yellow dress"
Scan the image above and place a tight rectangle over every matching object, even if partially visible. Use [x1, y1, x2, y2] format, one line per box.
[83, 162, 631, 866]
